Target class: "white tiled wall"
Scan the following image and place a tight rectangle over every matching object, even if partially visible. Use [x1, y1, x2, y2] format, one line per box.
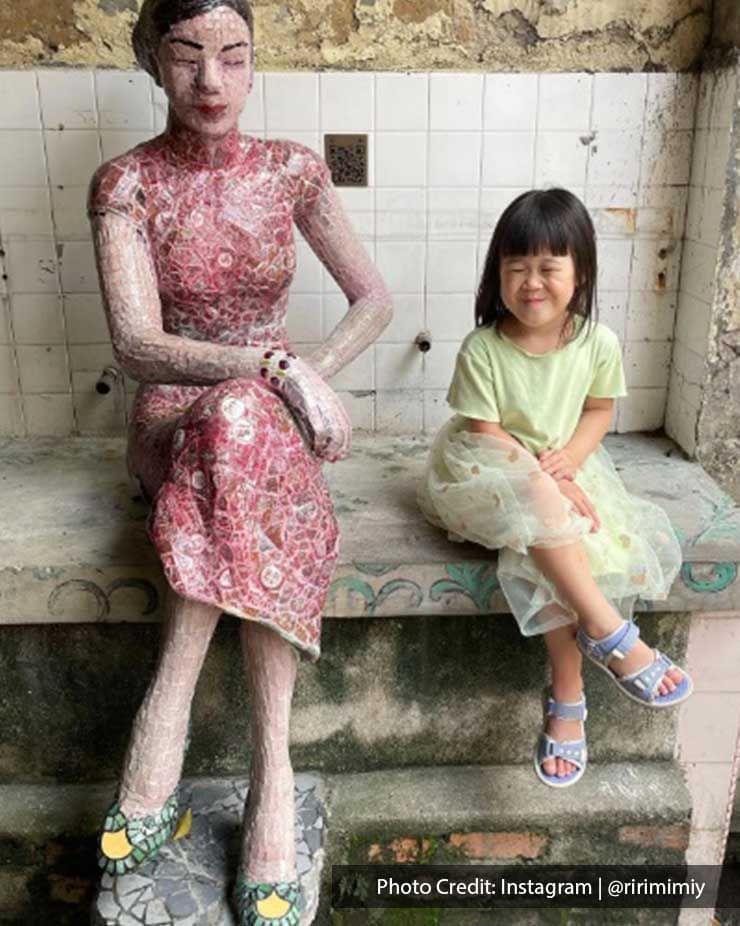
[0, 69, 700, 435]
[665, 67, 737, 455]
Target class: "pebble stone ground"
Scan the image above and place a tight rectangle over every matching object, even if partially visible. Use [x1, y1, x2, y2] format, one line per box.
[92, 775, 325, 925]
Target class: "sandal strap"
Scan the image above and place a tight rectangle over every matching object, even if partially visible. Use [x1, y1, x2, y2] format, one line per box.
[546, 696, 587, 722]
[619, 649, 675, 699]
[577, 619, 640, 666]
[537, 733, 587, 768]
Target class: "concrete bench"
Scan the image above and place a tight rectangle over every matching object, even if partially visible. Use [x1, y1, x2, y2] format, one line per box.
[1, 433, 739, 925]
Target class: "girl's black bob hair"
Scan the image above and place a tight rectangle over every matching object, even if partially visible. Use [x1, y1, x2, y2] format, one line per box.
[133, 0, 254, 84]
[475, 188, 598, 341]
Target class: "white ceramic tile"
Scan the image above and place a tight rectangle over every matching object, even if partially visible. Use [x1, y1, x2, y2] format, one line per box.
[376, 73, 428, 132]
[321, 293, 347, 337]
[585, 186, 638, 211]
[0, 132, 47, 186]
[0, 393, 24, 435]
[704, 127, 731, 191]
[596, 238, 632, 292]
[336, 390, 374, 430]
[100, 131, 153, 162]
[292, 238, 322, 293]
[640, 130, 693, 187]
[50, 186, 90, 240]
[694, 187, 724, 248]
[376, 188, 426, 240]
[265, 74, 319, 132]
[0, 345, 19, 392]
[479, 187, 528, 241]
[328, 349, 374, 390]
[38, 70, 97, 129]
[375, 133, 427, 187]
[152, 83, 169, 134]
[626, 291, 676, 342]
[16, 344, 70, 393]
[617, 388, 666, 432]
[423, 340, 459, 389]
[428, 189, 478, 240]
[268, 131, 321, 156]
[428, 133, 481, 187]
[694, 73, 713, 130]
[23, 393, 74, 435]
[689, 127, 708, 188]
[423, 389, 452, 432]
[591, 74, 646, 131]
[535, 132, 589, 188]
[483, 74, 537, 132]
[376, 389, 423, 433]
[644, 73, 697, 132]
[631, 239, 682, 294]
[59, 241, 99, 293]
[538, 74, 592, 131]
[6, 239, 59, 294]
[239, 73, 265, 135]
[587, 130, 641, 188]
[376, 241, 425, 294]
[0, 71, 41, 129]
[426, 241, 476, 294]
[679, 241, 717, 304]
[96, 71, 153, 131]
[45, 131, 101, 187]
[64, 294, 110, 343]
[429, 73, 483, 131]
[69, 342, 115, 372]
[624, 340, 672, 389]
[0, 301, 10, 343]
[596, 292, 628, 342]
[0, 188, 52, 237]
[375, 342, 423, 389]
[710, 68, 737, 130]
[376, 294, 424, 344]
[426, 293, 476, 342]
[675, 292, 711, 358]
[481, 132, 535, 187]
[73, 386, 127, 434]
[321, 73, 373, 132]
[11, 294, 65, 344]
[285, 294, 322, 342]
[636, 185, 688, 237]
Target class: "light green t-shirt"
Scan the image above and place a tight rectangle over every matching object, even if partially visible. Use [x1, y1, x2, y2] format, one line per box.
[446, 321, 627, 455]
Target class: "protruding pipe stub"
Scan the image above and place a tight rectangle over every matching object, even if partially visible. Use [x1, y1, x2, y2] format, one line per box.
[415, 330, 432, 353]
[96, 366, 122, 395]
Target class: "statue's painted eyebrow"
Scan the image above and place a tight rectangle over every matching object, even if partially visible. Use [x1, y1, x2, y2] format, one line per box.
[222, 41, 249, 51]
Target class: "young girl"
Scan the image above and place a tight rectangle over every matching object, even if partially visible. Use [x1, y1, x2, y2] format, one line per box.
[418, 188, 692, 788]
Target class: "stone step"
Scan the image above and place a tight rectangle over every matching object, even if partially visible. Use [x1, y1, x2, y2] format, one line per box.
[0, 614, 688, 785]
[0, 764, 690, 925]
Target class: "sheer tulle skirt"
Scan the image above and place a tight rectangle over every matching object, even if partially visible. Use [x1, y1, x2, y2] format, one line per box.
[418, 416, 681, 636]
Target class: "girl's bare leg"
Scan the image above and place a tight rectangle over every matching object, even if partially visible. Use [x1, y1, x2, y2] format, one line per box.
[529, 542, 682, 696]
[119, 590, 222, 818]
[542, 624, 584, 778]
[239, 621, 298, 883]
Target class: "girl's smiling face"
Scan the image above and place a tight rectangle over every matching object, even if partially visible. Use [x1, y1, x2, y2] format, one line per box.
[157, 6, 253, 137]
[499, 251, 578, 334]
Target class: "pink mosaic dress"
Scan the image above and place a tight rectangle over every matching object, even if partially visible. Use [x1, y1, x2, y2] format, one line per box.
[88, 127, 343, 660]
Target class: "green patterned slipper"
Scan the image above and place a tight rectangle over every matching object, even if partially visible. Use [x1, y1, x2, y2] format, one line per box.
[98, 793, 190, 876]
[233, 872, 301, 925]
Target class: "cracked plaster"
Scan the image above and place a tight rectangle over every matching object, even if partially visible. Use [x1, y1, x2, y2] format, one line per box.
[0, 0, 717, 71]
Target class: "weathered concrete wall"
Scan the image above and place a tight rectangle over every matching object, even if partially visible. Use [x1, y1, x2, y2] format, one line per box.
[696, 60, 740, 502]
[0, 0, 712, 72]
[713, 0, 740, 50]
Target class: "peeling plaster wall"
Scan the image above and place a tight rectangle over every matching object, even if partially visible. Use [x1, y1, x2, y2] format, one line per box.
[0, 0, 712, 72]
[713, 0, 740, 51]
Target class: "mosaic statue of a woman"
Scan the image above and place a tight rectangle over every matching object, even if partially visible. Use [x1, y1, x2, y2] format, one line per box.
[88, 1, 392, 921]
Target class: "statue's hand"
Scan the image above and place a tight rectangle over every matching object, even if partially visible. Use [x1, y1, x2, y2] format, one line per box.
[259, 350, 352, 462]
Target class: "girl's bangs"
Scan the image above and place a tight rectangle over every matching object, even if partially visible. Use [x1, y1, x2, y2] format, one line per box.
[498, 202, 572, 259]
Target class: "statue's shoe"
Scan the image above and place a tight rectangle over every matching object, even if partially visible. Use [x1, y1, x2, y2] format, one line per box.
[97, 793, 191, 876]
[233, 873, 302, 925]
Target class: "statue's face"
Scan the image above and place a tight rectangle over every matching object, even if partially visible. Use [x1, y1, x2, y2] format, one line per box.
[157, 6, 253, 138]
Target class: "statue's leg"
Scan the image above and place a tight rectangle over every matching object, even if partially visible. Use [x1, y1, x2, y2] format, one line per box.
[239, 620, 298, 883]
[119, 589, 222, 817]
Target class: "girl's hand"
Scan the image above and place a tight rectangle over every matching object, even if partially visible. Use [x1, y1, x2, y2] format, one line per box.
[260, 350, 352, 462]
[539, 447, 578, 481]
[555, 477, 600, 532]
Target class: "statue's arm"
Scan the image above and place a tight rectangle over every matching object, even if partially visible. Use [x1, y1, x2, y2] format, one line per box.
[90, 211, 269, 385]
[296, 182, 393, 381]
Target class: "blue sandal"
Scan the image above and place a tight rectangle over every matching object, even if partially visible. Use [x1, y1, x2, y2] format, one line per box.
[534, 691, 588, 789]
[576, 619, 693, 708]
